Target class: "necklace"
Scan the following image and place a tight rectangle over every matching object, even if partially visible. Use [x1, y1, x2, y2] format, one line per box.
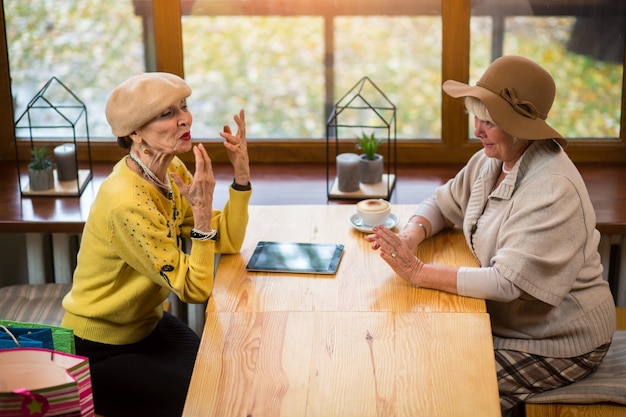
[128, 152, 179, 228]
[128, 152, 172, 198]
[502, 164, 511, 174]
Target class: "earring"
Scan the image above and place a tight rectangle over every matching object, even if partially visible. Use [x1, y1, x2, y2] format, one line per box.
[141, 145, 149, 155]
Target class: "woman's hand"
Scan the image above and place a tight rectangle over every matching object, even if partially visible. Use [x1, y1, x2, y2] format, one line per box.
[220, 109, 250, 186]
[171, 143, 215, 231]
[364, 222, 421, 254]
[370, 225, 424, 286]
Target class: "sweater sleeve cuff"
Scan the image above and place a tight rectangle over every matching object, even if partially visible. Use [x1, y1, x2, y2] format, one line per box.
[231, 179, 252, 191]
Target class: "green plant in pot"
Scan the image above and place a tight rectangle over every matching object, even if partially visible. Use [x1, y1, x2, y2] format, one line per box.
[28, 146, 54, 191]
[356, 131, 384, 184]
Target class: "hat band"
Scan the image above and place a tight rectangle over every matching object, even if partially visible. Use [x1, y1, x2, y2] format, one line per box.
[477, 82, 546, 121]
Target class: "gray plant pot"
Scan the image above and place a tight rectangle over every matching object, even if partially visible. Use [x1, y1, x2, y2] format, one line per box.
[359, 154, 384, 184]
[28, 167, 54, 191]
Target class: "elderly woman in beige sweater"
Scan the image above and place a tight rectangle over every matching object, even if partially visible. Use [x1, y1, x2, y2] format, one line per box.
[367, 55, 615, 417]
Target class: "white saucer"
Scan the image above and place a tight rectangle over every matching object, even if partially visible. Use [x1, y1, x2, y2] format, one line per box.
[349, 213, 399, 233]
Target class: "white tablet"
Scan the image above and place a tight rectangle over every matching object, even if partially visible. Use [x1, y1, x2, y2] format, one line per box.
[246, 241, 344, 275]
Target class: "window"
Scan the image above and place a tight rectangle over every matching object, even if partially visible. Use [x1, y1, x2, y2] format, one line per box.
[182, 15, 327, 139]
[181, 4, 442, 140]
[470, 0, 624, 140]
[1, 0, 624, 164]
[6, 0, 147, 139]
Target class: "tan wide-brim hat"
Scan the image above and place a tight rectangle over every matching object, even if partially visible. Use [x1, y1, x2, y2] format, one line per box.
[105, 72, 191, 138]
[443, 55, 567, 148]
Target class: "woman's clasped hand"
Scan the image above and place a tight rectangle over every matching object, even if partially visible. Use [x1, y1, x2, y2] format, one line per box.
[369, 225, 424, 287]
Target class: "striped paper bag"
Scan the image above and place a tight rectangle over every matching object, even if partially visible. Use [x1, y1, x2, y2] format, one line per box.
[0, 348, 94, 416]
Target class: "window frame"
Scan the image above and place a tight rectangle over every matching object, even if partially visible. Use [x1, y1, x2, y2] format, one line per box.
[0, 0, 624, 165]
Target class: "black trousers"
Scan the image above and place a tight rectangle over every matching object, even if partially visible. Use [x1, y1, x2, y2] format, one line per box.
[75, 312, 200, 417]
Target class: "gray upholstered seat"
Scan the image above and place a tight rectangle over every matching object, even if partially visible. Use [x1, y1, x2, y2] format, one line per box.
[0, 283, 71, 326]
[526, 330, 626, 406]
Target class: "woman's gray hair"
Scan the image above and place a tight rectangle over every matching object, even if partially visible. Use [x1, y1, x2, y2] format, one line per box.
[465, 96, 519, 142]
[464, 96, 494, 124]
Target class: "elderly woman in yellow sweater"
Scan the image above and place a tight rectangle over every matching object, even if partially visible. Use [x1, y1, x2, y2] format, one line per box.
[62, 73, 251, 417]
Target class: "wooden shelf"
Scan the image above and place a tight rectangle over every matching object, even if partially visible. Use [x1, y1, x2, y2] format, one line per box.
[328, 174, 396, 200]
[21, 169, 92, 197]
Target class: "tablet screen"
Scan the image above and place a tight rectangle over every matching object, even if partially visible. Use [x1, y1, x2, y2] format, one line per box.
[246, 241, 344, 274]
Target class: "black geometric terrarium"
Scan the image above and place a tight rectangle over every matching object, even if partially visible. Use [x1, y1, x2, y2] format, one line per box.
[14, 76, 93, 196]
[326, 76, 397, 200]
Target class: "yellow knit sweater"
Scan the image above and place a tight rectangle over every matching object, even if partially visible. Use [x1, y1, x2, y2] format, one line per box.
[62, 156, 251, 345]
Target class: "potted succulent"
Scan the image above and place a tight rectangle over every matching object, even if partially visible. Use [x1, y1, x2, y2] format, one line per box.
[28, 146, 54, 191]
[356, 131, 384, 184]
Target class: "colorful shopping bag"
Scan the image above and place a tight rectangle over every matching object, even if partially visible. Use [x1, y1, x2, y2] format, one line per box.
[0, 348, 94, 416]
[0, 321, 74, 354]
[0, 325, 54, 350]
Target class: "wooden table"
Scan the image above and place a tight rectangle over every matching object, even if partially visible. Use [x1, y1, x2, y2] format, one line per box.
[183, 205, 502, 417]
[207, 205, 485, 314]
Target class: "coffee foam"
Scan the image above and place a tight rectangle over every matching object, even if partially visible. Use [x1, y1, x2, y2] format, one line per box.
[357, 199, 389, 212]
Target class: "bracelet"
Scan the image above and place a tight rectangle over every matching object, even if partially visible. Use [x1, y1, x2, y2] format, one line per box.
[407, 221, 428, 239]
[416, 222, 428, 239]
[190, 228, 218, 241]
[231, 178, 251, 191]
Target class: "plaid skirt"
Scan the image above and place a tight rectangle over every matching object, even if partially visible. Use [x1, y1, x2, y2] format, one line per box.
[496, 340, 612, 417]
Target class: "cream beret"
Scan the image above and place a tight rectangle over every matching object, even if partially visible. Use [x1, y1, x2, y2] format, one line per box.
[105, 72, 192, 138]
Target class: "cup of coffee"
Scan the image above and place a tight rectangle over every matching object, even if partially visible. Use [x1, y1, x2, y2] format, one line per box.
[356, 199, 391, 226]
